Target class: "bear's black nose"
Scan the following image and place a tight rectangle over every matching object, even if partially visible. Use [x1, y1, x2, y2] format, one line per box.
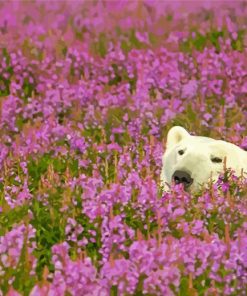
[172, 170, 193, 188]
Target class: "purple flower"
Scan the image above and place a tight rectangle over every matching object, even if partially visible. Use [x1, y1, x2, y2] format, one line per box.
[181, 80, 198, 98]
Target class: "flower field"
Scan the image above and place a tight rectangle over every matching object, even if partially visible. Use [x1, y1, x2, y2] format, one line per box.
[0, 1, 247, 295]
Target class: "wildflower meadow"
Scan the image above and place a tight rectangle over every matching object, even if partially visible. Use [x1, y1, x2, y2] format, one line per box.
[0, 1, 246, 295]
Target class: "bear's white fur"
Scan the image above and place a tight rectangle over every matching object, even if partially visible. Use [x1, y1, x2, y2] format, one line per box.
[161, 126, 247, 192]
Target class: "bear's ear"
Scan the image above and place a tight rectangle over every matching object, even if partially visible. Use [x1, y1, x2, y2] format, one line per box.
[166, 126, 190, 149]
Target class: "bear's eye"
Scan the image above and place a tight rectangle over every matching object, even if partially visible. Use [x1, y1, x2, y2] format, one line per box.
[178, 149, 184, 155]
[211, 157, 223, 163]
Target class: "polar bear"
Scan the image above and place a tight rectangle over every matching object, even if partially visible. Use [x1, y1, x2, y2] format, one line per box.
[160, 126, 247, 192]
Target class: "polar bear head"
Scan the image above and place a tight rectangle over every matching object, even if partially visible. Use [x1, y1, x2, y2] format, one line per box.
[160, 126, 247, 192]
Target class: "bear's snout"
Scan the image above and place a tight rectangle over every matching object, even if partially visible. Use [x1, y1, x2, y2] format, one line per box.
[172, 170, 193, 189]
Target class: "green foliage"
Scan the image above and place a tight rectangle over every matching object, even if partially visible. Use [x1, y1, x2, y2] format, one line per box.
[75, 214, 102, 265]
[31, 198, 65, 278]
[110, 285, 118, 296]
[0, 206, 29, 236]
[92, 32, 108, 57]
[27, 153, 52, 190]
[180, 30, 224, 52]
[22, 77, 36, 102]
[0, 48, 12, 96]
[179, 276, 190, 296]
[231, 30, 245, 52]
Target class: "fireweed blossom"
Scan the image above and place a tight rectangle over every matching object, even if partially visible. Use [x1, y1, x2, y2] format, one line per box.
[0, 1, 246, 295]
